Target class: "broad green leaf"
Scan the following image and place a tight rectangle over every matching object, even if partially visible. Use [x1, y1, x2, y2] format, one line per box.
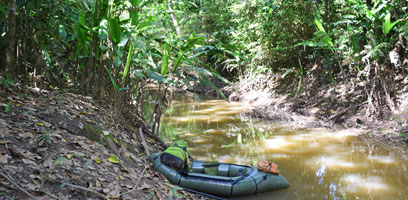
[172, 52, 184, 72]
[59, 24, 67, 38]
[99, 45, 108, 51]
[80, 11, 87, 27]
[122, 42, 134, 85]
[132, 69, 144, 79]
[315, 18, 326, 33]
[98, 19, 108, 40]
[118, 37, 129, 47]
[104, 66, 119, 91]
[109, 17, 121, 44]
[138, 16, 155, 30]
[382, 13, 402, 35]
[114, 57, 122, 67]
[108, 155, 120, 164]
[161, 42, 169, 76]
[130, 0, 140, 26]
[146, 70, 165, 82]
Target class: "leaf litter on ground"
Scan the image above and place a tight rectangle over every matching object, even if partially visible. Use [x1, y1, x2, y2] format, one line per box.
[0, 85, 204, 200]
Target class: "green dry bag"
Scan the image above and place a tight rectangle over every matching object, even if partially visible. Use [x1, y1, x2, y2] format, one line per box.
[161, 140, 191, 170]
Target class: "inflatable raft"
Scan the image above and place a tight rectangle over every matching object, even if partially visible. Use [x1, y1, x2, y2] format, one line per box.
[149, 153, 290, 197]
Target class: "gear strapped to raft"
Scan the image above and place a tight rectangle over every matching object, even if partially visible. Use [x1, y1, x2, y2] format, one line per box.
[160, 140, 192, 171]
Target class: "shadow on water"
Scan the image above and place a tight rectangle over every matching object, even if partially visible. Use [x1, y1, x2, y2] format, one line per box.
[157, 94, 408, 200]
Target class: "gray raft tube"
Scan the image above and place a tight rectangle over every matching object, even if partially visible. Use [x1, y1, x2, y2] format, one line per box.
[149, 153, 290, 197]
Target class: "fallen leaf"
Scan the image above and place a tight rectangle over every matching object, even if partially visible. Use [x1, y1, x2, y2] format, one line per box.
[37, 147, 48, 152]
[96, 179, 101, 187]
[137, 182, 151, 190]
[108, 155, 119, 164]
[102, 188, 110, 194]
[0, 154, 9, 164]
[53, 157, 66, 166]
[37, 122, 44, 126]
[22, 158, 37, 165]
[83, 159, 92, 170]
[66, 154, 73, 159]
[43, 155, 53, 167]
[73, 152, 84, 158]
[94, 158, 102, 164]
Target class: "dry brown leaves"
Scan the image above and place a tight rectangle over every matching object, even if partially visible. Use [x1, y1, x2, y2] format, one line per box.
[0, 86, 200, 199]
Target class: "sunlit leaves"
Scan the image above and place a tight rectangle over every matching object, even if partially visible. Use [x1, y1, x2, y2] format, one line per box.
[161, 41, 169, 75]
[315, 18, 326, 33]
[98, 19, 109, 40]
[59, 25, 67, 38]
[382, 13, 402, 35]
[108, 155, 120, 164]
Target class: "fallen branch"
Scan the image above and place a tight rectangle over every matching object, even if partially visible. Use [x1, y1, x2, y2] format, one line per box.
[128, 121, 168, 149]
[61, 182, 107, 199]
[0, 170, 41, 200]
[119, 165, 147, 197]
[139, 128, 150, 157]
[45, 176, 107, 199]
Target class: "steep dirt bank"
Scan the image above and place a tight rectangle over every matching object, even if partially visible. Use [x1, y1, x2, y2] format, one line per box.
[227, 72, 408, 148]
[0, 85, 202, 199]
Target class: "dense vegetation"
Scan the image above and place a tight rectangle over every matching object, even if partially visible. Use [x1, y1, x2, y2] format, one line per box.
[1, 0, 408, 126]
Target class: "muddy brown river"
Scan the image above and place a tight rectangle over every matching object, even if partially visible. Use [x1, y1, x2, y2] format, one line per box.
[157, 95, 408, 200]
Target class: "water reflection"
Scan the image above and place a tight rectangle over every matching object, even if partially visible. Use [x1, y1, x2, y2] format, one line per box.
[158, 94, 408, 200]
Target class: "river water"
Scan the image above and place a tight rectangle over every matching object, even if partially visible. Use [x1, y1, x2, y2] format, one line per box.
[157, 95, 408, 200]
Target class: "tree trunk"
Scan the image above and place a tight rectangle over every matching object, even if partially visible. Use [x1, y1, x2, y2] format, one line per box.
[5, 0, 16, 76]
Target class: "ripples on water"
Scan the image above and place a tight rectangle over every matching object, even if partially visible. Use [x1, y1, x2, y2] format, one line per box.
[156, 96, 408, 200]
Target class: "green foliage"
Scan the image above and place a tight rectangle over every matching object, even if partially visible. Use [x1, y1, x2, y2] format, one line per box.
[4, 102, 10, 113]
[0, 74, 13, 88]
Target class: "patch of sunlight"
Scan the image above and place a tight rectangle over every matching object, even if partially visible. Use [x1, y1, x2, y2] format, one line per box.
[341, 174, 392, 193]
[171, 116, 210, 123]
[196, 100, 226, 106]
[190, 108, 223, 114]
[181, 132, 195, 137]
[307, 142, 321, 149]
[204, 129, 225, 135]
[322, 145, 349, 155]
[194, 156, 211, 161]
[263, 137, 298, 151]
[218, 155, 235, 163]
[306, 156, 356, 170]
[210, 117, 234, 123]
[367, 155, 397, 164]
[191, 138, 208, 144]
[268, 154, 291, 159]
[332, 129, 361, 138]
[294, 129, 361, 142]
[215, 110, 244, 115]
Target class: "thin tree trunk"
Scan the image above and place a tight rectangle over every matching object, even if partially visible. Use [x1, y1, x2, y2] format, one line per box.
[5, 0, 16, 76]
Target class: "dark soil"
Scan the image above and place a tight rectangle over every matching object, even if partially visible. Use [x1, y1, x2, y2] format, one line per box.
[0, 85, 203, 200]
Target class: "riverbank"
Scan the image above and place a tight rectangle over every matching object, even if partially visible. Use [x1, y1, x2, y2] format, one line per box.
[228, 71, 408, 148]
[184, 71, 408, 153]
[0, 84, 202, 199]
